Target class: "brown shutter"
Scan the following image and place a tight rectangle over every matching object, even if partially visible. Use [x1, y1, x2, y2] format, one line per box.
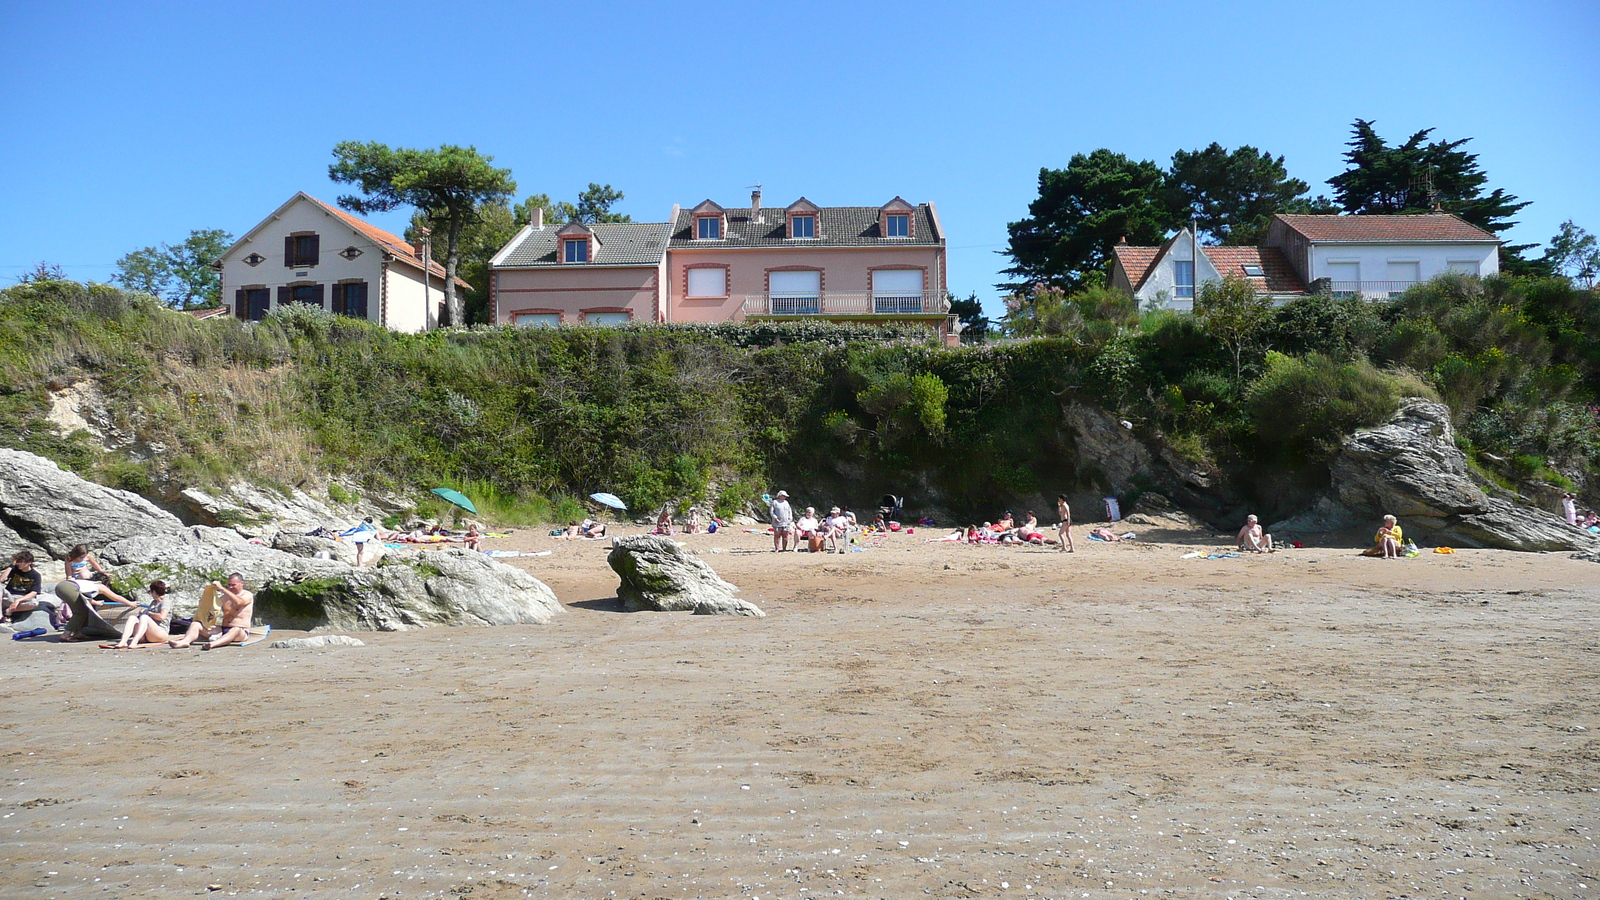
[314, 283, 325, 309]
[307, 234, 320, 266]
[235, 289, 247, 319]
[284, 236, 295, 267]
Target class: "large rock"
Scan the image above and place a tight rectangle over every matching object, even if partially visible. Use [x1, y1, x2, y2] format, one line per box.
[607, 535, 764, 616]
[0, 448, 559, 630]
[1275, 399, 1595, 552]
[270, 635, 366, 650]
[101, 531, 561, 631]
[178, 482, 400, 537]
[0, 448, 185, 556]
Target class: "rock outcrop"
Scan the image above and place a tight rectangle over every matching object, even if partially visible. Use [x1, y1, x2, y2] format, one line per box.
[607, 535, 764, 617]
[270, 635, 366, 650]
[0, 448, 186, 556]
[1273, 399, 1594, 551]
[0, 448, 560, 630]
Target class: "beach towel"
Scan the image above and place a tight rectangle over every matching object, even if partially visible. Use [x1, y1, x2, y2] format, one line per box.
[1434, 546, 1456, 554]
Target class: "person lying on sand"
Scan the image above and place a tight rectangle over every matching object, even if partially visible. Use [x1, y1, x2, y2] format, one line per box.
[1089, 527, 1131, 542]
[1237, 515, 1274, 552]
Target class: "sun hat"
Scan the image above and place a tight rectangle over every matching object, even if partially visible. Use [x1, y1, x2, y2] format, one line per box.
[776, 490, 789, 498]
[830, 506, 841, 514]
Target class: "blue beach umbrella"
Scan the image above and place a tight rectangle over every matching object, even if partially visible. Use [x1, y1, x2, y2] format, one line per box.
[589, 492, 627, 511]
[430, 488, 479, 515]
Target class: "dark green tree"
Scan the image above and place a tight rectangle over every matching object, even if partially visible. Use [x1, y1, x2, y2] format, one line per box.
[329, 142, 517, 327]
[112, 228, 232, 308]
[1001, 150, 1168, 292]
[1166, 143, 1333, 245]
[948, 292, 990, 343]
[573, 183, 631, 223]
[1326, 119, 1530, 234]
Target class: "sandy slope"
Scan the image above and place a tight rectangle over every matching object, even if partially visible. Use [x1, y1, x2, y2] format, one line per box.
[1, 517, 1596, 899]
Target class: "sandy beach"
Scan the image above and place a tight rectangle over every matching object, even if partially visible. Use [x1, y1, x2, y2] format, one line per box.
[2, 516, 1597, 899]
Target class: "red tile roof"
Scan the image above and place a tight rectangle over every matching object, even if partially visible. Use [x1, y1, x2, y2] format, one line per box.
[1201, 245, 1307, 294]
[303, 194, 469, 287]
[1112, 244, 1160, 287]
[1113, 241, 1308, 296]
[1274, 213, 1497, 243]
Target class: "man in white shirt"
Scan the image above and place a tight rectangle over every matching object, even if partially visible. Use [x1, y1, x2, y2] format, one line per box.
[768, 490, 795, 552]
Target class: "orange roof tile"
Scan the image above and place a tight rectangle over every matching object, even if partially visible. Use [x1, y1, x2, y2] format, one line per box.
[1274, 213, 1497, 243]
[1201, 245, 1307, 294]
[1112, 244, 1160, 287]
[303, 194, 469, 288]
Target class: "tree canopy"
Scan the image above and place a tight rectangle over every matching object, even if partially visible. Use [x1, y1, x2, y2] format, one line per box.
[329, 142, 516, 327]
[1326, 119, 1529, 234]
[1166, 143, 1334, 245]
[1002, 150, 1168, 292]
[112, 228, 232, 308]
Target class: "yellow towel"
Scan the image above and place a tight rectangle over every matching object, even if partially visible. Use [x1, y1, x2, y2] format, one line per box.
[1434, 546, 1456, 554]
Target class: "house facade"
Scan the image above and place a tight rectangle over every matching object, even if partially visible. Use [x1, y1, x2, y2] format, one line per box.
[1110, 212, 1501, 309]
[1263, 213, 1499, 297]
[1111, 229, 1308, 312]
[216, 192, 462, 333]
[489, 192, 952, 336]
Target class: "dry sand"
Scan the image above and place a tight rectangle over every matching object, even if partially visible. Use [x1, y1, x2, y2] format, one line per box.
[2, 516, 1597, 899]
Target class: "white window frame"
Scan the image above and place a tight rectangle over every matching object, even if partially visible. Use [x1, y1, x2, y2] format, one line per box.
[1173, 260, 1195, 299]
[885, 214, 909, 238]
[791, 215, 815, 238]
[696, 217, 721, 240]
[564, 239, 587, 262]
[512, 312, 560, 328]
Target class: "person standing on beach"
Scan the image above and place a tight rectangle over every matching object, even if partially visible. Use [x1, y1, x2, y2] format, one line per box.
[1056, 495, 1074, 553]
[1563, 492, 1578, 526]
[768, 491, 795, 552]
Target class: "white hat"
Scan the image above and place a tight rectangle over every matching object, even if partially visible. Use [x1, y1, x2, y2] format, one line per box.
[830, 506, 841, 514]
[776, 490, 789, 498]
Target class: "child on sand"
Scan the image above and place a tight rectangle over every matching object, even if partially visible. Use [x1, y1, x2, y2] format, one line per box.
[64, 544, 133, 607]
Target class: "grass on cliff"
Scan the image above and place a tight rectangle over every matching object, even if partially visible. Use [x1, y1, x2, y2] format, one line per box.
[2, 273, 1595, 524]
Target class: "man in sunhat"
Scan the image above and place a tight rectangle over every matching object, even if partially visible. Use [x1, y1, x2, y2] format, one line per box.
[768, 490, 795, 552]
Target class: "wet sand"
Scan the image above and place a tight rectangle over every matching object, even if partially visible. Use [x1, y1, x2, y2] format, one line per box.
[2, 518, 1597, 899]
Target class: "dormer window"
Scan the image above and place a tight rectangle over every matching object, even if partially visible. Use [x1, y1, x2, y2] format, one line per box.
[886, 215, 909, 238]
[791, 215, 815, 239]
[564, 239, 588, 262]
[556, 221, 598, 263]
[697, 216, 722, 240]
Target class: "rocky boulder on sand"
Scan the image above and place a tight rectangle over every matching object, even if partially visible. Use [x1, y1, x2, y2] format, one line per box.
[0, 448, 185, 556]
[607, 535, 765, 617]
[1272, 399, 1594, 552]
[0, 448, 560, 630]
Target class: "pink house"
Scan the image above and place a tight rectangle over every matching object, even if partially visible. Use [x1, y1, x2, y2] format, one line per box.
[490, 191, 952, 335]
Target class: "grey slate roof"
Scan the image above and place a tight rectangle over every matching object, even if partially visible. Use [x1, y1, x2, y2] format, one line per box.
[495, 222, 672, 267]
[668, 205, 941, 248]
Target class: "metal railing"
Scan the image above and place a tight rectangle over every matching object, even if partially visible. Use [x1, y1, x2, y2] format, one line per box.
[743, 291, 950, 317]
[1325, 280, 1418, 299]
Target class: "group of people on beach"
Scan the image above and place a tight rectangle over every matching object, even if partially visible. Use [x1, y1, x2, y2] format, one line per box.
[2, 545, 255, 648]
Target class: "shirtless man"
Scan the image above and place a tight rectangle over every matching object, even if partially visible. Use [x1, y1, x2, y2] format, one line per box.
[1056, 495, 1074, 553]
[168, 573, 254, 650]
[1237, 514, 1273, 552]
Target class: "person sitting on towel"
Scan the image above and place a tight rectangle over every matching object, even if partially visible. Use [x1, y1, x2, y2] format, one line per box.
[1237, 514, 1274, 552]
[168, 573, 254, 650]
[1, 550, 46, 621]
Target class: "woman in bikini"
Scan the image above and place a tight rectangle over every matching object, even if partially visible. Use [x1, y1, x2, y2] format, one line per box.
[64, 544, 133, 606]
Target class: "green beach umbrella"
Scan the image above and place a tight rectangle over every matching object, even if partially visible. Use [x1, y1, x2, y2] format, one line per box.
[430, 487, 478, 515]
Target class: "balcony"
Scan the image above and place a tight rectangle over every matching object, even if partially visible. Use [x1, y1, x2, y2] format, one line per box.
[742, 291, 950, 318]
[1323, 280, 1419, 299]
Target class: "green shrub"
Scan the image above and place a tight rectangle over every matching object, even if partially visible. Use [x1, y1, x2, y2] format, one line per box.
[1246, 352, 1415, 462]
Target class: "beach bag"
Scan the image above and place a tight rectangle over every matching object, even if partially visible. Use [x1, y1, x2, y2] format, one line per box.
[1403, 540, 1421, 558]
[707, 521, 718, 533]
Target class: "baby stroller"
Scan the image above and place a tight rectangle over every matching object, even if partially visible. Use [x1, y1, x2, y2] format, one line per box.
[877, 494, 903, 523]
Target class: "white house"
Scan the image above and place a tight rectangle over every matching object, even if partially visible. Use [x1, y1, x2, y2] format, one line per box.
[1110, 229, 1309, 312]
[216, 192, 464, 332]
[1263, 213, 1500, 298]
[1110, 212, 1502, 310]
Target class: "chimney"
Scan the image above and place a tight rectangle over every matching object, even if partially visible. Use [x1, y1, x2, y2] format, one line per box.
[533, 206, 544, 229]
[751, 188, 762, 223]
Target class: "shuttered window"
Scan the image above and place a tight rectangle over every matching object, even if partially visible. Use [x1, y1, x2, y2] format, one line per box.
[687, 268, 727, 298]
[285, 233, 320, 267]
[333, 282, 368, 319]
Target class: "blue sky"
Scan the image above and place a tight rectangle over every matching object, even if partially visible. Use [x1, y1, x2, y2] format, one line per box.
[2, 0, 1595, 316]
